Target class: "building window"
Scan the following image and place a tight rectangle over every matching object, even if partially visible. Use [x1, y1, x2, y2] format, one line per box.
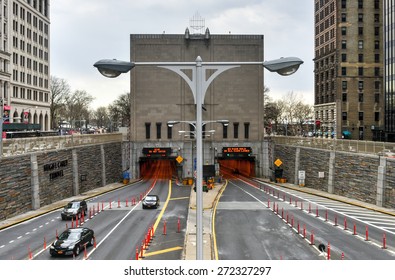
[358, 14, 363, 22]
[145, 123, 151, 139]
[233, 123, 239, 139]
[156, 123, 162, 139]
[341, 13, 347, 22]
[358, 0, 363, 8]
[358, 54, 364, 62]
[189, 124, 195, 139]
[374, 14, 380, 23]
[358, 27, 363, 36]
[375, 81, 381, 90]
[375, 93, 380, 103]
[341, 53, 347, 62]
[375, 26, 380, 36]
[341, 40, 347, 49]
[167, 126, 172, 139]
[358, 81, 364, 90]
[223, 125, 228, 139]
[342, 112, 347, 121]
[375, 41, 379, 50]
[341, 0, 346, 9]
[359, 112, 364, 121]
[374, 67, 380, 76]
[342, 93, 347, 102]
[359, 93, 363, 102]
[358, 67, 364, 76]
[244, 122, 250, 139]
[342, 67, 347, 76]
[358, 40, 363, 49]
[374, 0, 379, 9]
[375, 112, 380, 122]
[342, 81, 347, 90]
[341, 27, 347, 36]
[375, 54, 380, 63]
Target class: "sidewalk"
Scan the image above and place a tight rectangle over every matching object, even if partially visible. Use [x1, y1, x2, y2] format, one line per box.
[183, 181, 225, 260]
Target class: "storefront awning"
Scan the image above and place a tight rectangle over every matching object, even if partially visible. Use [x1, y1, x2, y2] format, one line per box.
[342, 130, 351, 138]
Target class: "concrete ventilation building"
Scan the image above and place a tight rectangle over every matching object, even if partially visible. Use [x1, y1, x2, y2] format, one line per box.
[314, 0, 383, 140]
[384, 0, 395, 141]
[129, 24, 267, 178]
[0, 0, 50, 131]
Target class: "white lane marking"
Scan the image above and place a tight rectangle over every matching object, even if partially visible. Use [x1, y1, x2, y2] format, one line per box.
[32, 228, 37, 232]
[0, 245, 4, 249]
[86, 201, 141, 259]
[25, 232, 30, 235]
[9, 240, 14, 244]
[17, 236, 22, 239]
[254, 180, 395, 236]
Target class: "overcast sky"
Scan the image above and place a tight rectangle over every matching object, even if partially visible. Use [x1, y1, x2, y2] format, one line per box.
[51, 0, 314, 109]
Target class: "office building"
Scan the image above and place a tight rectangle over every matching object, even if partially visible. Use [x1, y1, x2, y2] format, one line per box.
[1, 0, 50, 131]
[384, 0, 395, 141]
[314, 0, 383, 140]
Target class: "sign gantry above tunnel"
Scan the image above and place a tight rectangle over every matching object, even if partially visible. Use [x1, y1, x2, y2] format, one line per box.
[94, 56, 303, 260]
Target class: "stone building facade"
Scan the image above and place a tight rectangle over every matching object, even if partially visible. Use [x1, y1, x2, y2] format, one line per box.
[128, 31, 265, 178]
[314, 0, 384, 140]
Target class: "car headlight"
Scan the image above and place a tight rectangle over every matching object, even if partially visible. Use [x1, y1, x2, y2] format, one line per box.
[68, 245, 75, 250]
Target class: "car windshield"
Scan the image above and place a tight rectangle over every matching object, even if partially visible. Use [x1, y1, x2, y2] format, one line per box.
[145, 196, 157, 201]
[58, 231, 81, 241]
[65, 202, 79, 209]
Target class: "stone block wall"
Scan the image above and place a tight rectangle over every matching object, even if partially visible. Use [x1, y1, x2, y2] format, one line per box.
[0, 157, 32, 220]
[0, 143, 122, 221]
[274, 143, 395, 209]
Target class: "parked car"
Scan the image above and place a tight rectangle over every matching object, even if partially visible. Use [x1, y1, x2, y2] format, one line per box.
[61, 200, 87, 220]
[49, 227, 95, 257]
[142, 195, 160, 209]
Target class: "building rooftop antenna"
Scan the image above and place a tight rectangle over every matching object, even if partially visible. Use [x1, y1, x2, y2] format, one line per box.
[190, 12, 205, 34]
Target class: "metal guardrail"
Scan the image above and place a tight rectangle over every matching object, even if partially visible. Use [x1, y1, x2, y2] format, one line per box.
[1, 133, 123, 157]
[270, 136, 394, 155]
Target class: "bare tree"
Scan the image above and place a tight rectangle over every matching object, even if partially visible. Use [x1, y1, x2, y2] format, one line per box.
[94, 106, 109, 128]
[108, 92, 131, 127]
[50, 76, 71, 129]
[64, 90, 94, 128]
[293, 102, 313, 135]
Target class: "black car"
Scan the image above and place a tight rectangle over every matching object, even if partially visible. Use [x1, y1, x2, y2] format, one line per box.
[50, 227, 95, 257]
[61, 200, 87, 220]
[142, 195, 160, 209]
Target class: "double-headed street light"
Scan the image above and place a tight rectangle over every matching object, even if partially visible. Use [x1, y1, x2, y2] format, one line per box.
[94, 56, 303, 260]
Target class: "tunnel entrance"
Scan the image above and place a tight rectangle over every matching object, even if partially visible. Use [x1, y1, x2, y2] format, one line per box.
[218, 146, 255, 178]
[139, 158, 177, 179]
[140, 147, 177, 179]
[218, 159, 255, 178]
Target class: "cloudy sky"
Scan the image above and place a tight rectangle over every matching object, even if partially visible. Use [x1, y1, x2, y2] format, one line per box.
[51, 0, 314, 109]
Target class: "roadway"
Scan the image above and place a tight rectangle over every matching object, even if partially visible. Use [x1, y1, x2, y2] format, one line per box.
[1, 175, 395, 260]
[214, 177, 395, 260]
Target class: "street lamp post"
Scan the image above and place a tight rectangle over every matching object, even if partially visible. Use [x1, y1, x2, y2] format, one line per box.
[94, 56, 303, 259]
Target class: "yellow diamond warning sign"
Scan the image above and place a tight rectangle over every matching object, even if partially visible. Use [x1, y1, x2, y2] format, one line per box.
[274, 158, 283, 167]
[176, 156, 183, 164]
